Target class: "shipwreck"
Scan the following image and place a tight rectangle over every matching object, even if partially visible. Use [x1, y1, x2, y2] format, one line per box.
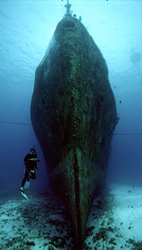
[31, 0, 117, 248]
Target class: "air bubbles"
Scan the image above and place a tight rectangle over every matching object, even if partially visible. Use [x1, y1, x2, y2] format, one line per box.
[56, 0, 64, 6]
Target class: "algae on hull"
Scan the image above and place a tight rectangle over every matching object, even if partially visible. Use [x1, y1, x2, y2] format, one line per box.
[31, 16, 117, 249]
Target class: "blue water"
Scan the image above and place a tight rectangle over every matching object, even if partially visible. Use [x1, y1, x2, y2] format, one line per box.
[0, 0, 142, 194]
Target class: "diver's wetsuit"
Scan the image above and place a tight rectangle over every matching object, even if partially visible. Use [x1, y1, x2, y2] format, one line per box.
[21, 153, 39, 188]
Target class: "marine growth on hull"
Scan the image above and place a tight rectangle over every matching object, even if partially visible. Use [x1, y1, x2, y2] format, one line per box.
[31, 0, 117, 248]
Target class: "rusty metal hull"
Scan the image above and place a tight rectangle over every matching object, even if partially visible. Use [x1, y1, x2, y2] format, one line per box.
[31, 16, 117, 249]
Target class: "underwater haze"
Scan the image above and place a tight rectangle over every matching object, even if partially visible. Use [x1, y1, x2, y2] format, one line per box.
[0, 0, 142, 194]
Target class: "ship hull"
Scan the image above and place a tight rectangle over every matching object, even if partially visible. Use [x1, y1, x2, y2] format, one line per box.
[31, 16, 117, 249]
[49, 147, 106, 248]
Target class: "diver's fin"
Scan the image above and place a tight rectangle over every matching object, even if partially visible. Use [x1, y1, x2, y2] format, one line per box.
[19, 189, 29, 199]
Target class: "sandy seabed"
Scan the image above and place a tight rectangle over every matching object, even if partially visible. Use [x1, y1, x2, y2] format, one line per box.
[0, 184, 142, 250]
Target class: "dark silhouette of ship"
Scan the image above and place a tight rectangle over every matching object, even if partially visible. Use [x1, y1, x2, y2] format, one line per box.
[31, 1, 117, 248]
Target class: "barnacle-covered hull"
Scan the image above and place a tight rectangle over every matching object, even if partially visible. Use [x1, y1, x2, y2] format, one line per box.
[31, 16, 117, 249]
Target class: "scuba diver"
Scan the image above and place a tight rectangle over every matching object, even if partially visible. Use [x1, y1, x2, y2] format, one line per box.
[19, 147, 39, 195]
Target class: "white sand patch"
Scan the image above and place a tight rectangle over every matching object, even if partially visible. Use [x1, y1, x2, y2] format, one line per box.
[84, 184, 142, 249]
